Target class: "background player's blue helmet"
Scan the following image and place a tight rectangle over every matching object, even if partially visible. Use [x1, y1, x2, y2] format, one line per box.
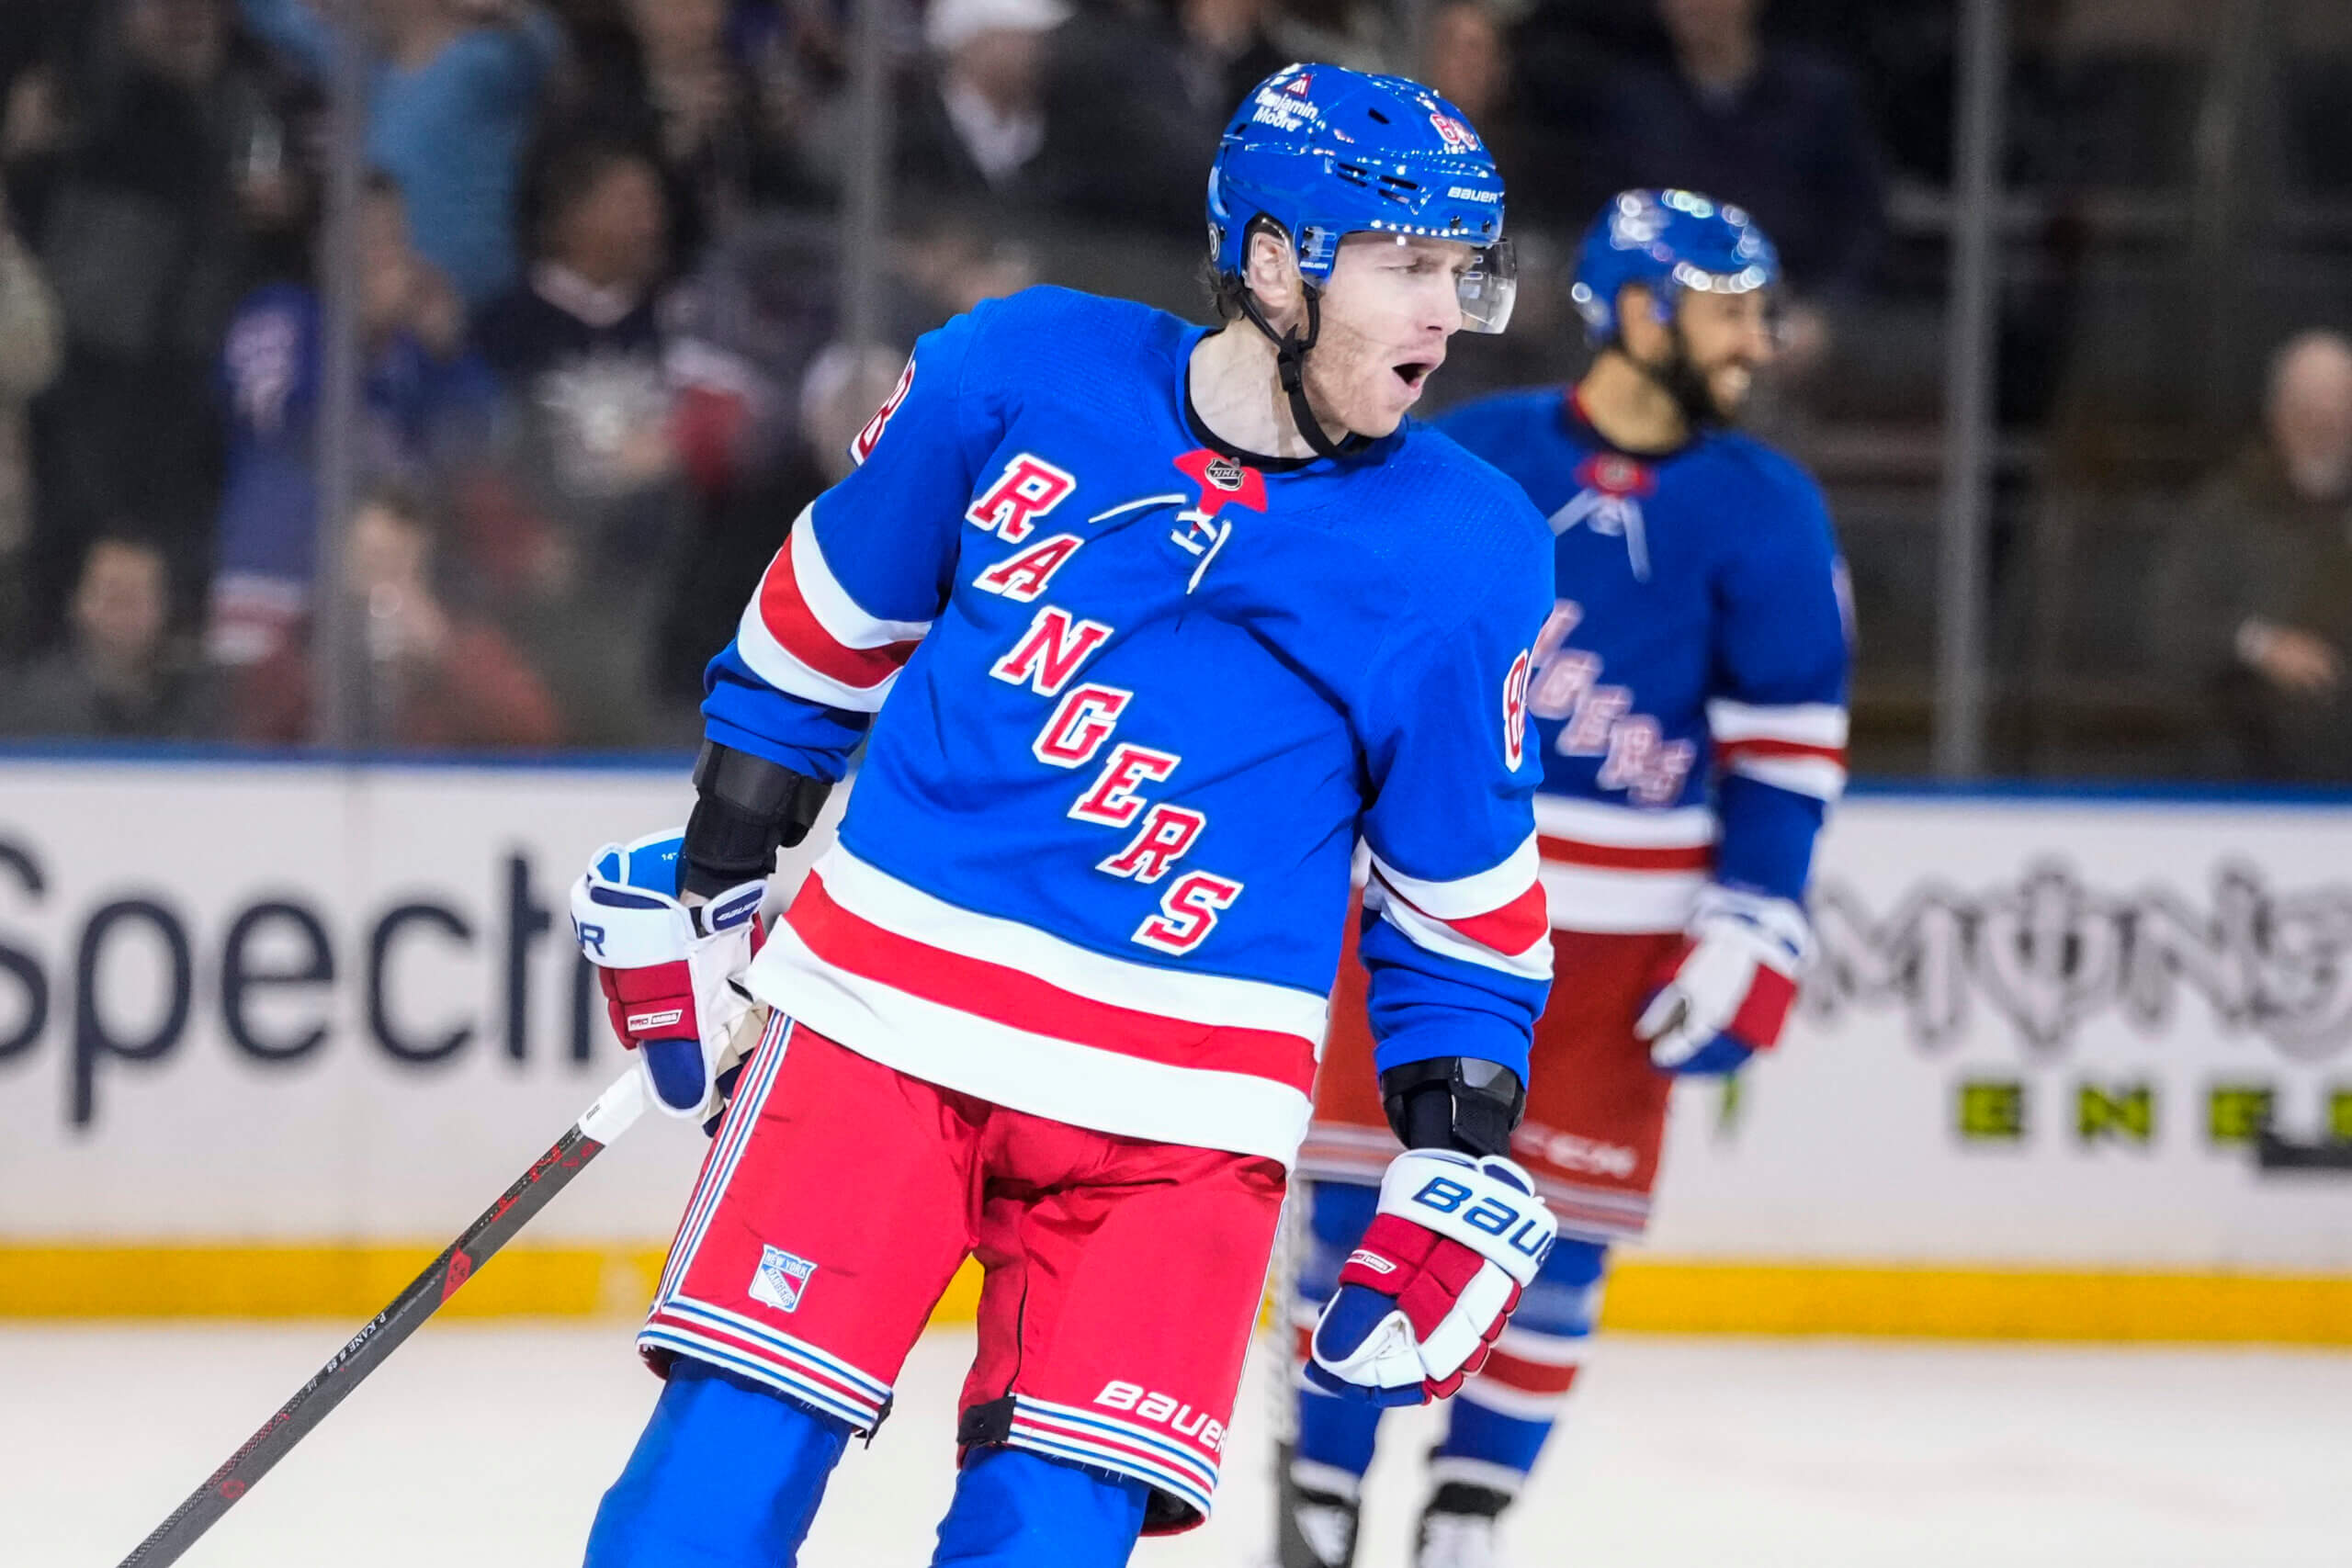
[1208, 63, 1516, 333]
[1570, 188, 1781, 344]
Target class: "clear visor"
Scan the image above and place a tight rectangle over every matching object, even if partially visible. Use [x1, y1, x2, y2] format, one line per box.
[1457, 239, 1518, 334]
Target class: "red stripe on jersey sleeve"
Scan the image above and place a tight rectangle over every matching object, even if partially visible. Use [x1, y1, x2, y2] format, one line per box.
[1427, 878, 1551, 956]
[756, 544, 921, 690]
[1714, 737, 1849, 765]
[1537, 836, 1714, 873]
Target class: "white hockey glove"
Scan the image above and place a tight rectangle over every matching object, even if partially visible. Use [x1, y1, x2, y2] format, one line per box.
[1306, 1149, 1556, 1407]
[1635, 884, 1809, 1076]
[570, 828, 767, 1122]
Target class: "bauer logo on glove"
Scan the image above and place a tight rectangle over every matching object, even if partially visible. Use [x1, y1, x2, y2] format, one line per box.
[570, 829, 768, 1122]
[1306, 1149, 1557, 1407]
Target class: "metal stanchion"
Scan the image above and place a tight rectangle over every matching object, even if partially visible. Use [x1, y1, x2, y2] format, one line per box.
[311, 0, 369, 751]
[1934, 0, 2006, 778]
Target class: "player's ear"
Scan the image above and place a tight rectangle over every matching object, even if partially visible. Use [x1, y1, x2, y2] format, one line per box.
[1616, 282, 1668, 357]
[1245, 225, 1304, 323]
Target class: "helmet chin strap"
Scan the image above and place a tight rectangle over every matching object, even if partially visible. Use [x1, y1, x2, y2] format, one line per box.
[1237, 283, 1358, 462]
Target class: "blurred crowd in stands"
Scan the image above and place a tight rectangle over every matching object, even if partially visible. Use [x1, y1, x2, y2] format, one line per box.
[0, 0, 2346, 779]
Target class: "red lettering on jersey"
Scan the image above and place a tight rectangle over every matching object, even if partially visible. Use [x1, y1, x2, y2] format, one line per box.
[967, 453, 1077, 542]
[1502, 649, 1531, 770]
[991, 605, 1113, 696]
[851, 353, 916, 465]
[1134, 871, 1244, 955]
[1034, 683, 1130, 768]
[976, 534, 1083, 602]
[1098, 804, 1205, 884]
[1069, 743, 1178, 828]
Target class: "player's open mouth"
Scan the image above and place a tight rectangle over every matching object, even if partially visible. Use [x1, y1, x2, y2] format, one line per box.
[1394, 362, 1435, 392]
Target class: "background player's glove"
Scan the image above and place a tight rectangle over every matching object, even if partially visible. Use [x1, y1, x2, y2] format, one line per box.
[1635, 884, 1810, 1076]
[1306, 1149, 1555, 1407]
[571, 828, 767, 1122]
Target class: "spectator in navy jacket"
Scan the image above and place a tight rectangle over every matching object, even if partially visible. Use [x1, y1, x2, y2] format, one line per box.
[472, 133, 684, 746]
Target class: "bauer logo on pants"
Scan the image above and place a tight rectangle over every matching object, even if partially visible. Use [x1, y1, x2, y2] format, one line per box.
[750, 1246, 817, 1313]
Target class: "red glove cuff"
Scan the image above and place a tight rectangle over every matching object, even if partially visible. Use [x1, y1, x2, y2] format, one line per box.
[1646, 936, 1800, 1053]
[1729, 963, 1798, 1050]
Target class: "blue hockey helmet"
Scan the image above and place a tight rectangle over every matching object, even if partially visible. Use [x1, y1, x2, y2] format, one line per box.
[1207, 63, 1516, 333]
[1569, 189, 1781, 343]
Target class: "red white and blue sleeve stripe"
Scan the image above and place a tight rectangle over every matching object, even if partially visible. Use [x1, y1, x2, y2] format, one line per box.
[1706, 698, 1849, 803]
[1704, 460, 1853, 907]
[1364, 835, 1553, 983]
[1357, 836, 1553, 1083]
[732, 505, 933, 713]
[702, 303, 998, 777]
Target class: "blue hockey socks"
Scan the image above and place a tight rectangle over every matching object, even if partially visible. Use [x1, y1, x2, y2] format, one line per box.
[584, 1357, 853, 1567]
[932, 1446, 1149, 1566]
[1288, 1180, 1386, 1484]
[1273, 1180, 1384, 1566]
[1427, 1235, 1607, 1500]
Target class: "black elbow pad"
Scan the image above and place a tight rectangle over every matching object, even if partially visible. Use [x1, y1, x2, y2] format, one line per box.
[682, 740, 832, 898]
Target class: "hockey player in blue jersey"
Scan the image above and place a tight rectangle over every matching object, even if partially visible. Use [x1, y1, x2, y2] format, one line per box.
[565, 66, 1567, 1568]
[1279, 189, 1852, 1567]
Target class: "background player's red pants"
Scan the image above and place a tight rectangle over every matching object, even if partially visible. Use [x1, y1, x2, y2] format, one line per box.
[639, 1016, 1286, 1531]
[1298, 919, 1683, 1242]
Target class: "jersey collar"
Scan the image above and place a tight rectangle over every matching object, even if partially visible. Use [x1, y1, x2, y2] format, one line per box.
[1561, 383, 1699, 462]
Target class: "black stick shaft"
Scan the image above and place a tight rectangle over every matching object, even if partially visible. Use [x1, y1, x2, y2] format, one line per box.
[115, 1075, 642, 1567]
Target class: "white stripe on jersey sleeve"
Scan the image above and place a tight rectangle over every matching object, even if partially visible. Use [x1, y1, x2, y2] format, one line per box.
[786, 507, 935, 648]
[1724, 751, 1848, 801]
[1365, 831, 1542, 919]
[1706, 698, 1849, 748]
[1363, 877, 1552, 982]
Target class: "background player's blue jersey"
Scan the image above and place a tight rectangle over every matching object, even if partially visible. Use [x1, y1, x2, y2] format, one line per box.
[1438, 387, 1850, 933]
[703, 287, 1555, 1164]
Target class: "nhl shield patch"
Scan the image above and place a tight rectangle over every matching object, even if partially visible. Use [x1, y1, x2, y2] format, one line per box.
[749, 1245, 817, 1314]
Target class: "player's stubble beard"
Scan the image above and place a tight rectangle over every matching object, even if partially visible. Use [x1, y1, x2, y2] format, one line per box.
[1639, 320, 1747, 432]
[1300, 306, 1419, 441]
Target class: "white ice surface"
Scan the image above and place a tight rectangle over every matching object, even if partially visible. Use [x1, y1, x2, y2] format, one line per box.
[11, 1324, 2351, 1567]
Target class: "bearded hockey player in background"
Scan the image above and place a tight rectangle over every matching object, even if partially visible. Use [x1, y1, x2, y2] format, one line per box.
[1277, 190, 1853, 1568]
[565, 65, 1566, 1568]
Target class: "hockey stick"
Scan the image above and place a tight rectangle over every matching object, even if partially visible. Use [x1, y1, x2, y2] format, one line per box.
[110, 1020, 751, 1568]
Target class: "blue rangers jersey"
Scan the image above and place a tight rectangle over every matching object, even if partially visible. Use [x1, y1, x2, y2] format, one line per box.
[704, 287, 1555, 1165]
[1436, 387, 1849, 934]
